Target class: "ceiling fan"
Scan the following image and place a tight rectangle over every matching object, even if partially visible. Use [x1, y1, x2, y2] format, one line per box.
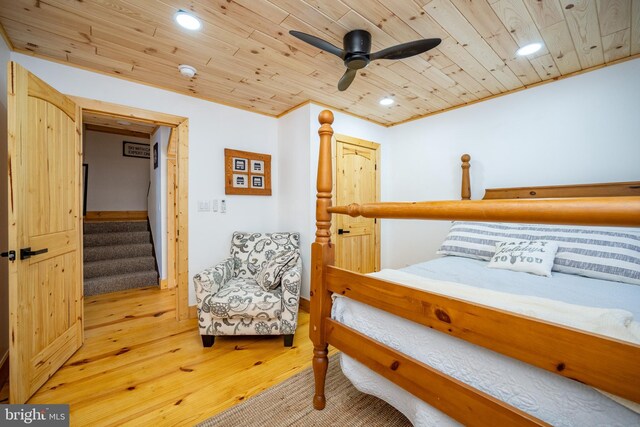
[290, 29, 442, 91]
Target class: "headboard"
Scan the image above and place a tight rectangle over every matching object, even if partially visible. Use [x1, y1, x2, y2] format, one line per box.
[483, 182, 640, 199]
[459, 154, 640, 201]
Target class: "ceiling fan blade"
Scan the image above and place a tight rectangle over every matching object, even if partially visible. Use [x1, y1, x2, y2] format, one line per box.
[289, 30, 345, 59]
[338, 69, 357, 91]
[370, 38, 442, 61]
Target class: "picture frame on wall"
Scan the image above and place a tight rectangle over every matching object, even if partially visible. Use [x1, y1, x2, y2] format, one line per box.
[251, 175, 264, 189]
[82, 164, 88, 216]
[224, 148, 271, 196]
[232, 174, 248, 188]
[233, 158, 247, 172]
[250, 160, 264, 174]
[153, 143, 159, 169]
[123, 141, 150, 159]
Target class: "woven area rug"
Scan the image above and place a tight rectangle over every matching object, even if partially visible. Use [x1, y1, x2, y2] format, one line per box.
[197, 355, 412, 426]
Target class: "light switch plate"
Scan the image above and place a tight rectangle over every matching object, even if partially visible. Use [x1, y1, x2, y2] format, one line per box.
[212, 199, 218, 212]
[221, 199, 226, 213]
[198, 200, 211, 212]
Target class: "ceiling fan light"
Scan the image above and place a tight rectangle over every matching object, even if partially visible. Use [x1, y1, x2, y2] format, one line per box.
[380, 97, 394, 106]
[516, 43, 542, 56]
[175, 10, 201, 31]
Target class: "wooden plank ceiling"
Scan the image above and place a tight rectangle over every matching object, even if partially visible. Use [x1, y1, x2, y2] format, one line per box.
[1, 0, 638, 126]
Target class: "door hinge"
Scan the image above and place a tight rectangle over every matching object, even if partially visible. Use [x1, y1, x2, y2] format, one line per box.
[375, 164, 377, 170]
[374, 219, 377, 224]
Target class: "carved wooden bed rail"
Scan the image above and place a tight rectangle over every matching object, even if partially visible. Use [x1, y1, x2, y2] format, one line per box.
[310, 109, 640, 426]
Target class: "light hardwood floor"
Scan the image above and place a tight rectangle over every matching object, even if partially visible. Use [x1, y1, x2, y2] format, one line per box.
[19, 287, 325, 426]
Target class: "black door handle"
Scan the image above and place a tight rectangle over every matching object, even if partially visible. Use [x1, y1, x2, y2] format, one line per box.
[1, 250, 16, 262]
[337, 229, 351, 235]
[20, 247, 48, 260]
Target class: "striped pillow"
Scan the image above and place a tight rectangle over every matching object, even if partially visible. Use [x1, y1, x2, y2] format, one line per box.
[437, 222, 640, 286]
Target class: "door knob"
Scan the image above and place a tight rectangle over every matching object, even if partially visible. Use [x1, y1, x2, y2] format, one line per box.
[1, 250, 16, 262]
[20, 247, 48, 260]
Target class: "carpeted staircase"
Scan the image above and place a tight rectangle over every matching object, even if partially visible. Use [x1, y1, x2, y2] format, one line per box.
[83, 221, 159, 296]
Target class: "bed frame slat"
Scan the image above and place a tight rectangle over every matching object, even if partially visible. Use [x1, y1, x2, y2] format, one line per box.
[326, 265, 640, 404]
[326, 319, 550, 427]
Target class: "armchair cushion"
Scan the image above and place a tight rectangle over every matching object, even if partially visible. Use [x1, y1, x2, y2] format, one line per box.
[256, 250, 300, 291]
[230, 232, 300, 279]
[209, 278, 282, 320]
[193, 256, 234, 304]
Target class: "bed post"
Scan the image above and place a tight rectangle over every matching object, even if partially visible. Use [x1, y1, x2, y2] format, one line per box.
[311, 110, 335, 410]
[461, 154, 471, 200]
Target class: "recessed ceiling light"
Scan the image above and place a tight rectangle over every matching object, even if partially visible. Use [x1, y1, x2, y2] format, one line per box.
[178, 64, 197, 78]
[516, 43, 542, 56]
[175, 10, 201, 31]
[379, 97, 394, 106]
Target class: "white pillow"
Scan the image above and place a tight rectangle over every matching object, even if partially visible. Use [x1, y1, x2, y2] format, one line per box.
[438, 222, 640, 285]
[487, 240, 558, 277]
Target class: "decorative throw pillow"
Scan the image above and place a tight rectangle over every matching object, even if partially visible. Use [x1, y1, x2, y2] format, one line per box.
[257, 250, 299, 291]
[438, 222, 640, 285]
[487, 240, 558, 277]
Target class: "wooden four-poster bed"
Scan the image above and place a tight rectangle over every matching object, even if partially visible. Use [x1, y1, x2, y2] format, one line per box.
[310, 110, 640, 426]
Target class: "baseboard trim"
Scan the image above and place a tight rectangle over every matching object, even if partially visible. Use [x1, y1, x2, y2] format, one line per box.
[299, 298, 310, 313]
[188, 305, 198, 319]
[85, 211, 148, 222]
[160, 279, 168, 289]
[0, 351, 9, 391]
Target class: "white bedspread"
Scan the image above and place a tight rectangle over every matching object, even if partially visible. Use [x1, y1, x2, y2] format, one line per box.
[371, 269, 640, 344]
[333, 268, 640, 426]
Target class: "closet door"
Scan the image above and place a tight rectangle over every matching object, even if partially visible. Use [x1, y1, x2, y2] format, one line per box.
[334, 135, 380, 273]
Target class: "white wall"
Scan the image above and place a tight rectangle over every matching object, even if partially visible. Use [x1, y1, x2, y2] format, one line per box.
[277, 105, 312, 296]
[83, 130, 150, 211]
[278, 104, 389, 298]
[0, 35, 11, 366]
[148, 126, 170, 280]
[384, 58, 640, 269]
[9, 52, 279, 305]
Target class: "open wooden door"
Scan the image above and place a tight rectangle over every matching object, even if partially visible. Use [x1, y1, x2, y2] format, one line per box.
[7, 62, 83, 403]
[333, 134, 380, 273]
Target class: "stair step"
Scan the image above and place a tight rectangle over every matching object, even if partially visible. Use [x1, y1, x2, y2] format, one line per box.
[84, 256, 156, 279]
[84, 243, 153, 262]
[84, 231, 150, 247]
[84, 271, 158, 297]
[84, 221, 148, 234]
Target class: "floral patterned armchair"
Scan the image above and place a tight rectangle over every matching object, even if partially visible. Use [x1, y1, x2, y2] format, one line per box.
[193, 232, 302, 347]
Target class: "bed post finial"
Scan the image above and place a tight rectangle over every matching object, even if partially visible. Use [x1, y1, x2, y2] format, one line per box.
[316, 110, 334, 243]
[461, 154, 471, 200]
[311, 109, 335, 411]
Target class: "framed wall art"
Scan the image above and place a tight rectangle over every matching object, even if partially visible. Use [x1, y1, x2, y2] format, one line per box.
[123, 141, 150, 159]
[224, 148, 271, 196]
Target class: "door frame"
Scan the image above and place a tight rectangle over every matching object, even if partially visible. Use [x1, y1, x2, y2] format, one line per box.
[332, 133, 381, 272]
[70, 96, 190, 321]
